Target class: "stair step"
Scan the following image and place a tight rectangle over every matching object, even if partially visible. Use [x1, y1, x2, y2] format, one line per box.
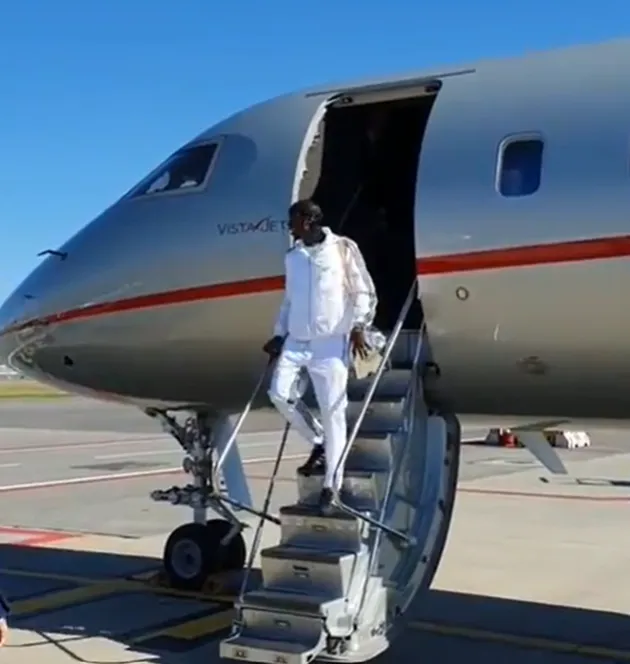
[302, 391, 404, 414]
[238, 590, 349, 643]
[261, 545, 362, 563]
[346, 403, 404, 435]
[260, 545, 369, 596]
[389, 329, 422, 366]
[220, 633, 324, 664]
[279, 504, 359, 520]
[301, 371, 411, 410]
[279, 504, 365, 551]
[240, 588, 342, 616]
[347, 369, 412, 403]
[345, 432, 393, 472]
[297, 468, 387, 511]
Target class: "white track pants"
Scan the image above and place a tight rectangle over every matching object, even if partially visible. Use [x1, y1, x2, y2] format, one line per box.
[268, 335, 349, 491]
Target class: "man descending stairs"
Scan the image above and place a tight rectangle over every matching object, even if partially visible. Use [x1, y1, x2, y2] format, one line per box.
[263, 198, 378, 516]
[221, 199, 446, 663]
[220, 198, 443, 663]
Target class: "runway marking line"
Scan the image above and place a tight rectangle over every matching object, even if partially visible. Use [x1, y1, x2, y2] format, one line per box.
[93, 440, 295, 461]
[11, 580, 132, 616]
[0, 526, 78, 546]
[459, 487, 630, 502]
[0, 429, 292, 457]
[0, 452, 308, 493]
[0, 435, 165, 456]
[132, 608, 235, 643]
[0, 566, 232, 604]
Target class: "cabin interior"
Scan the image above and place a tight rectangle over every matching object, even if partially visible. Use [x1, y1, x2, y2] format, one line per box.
[307, 89, 438, 331]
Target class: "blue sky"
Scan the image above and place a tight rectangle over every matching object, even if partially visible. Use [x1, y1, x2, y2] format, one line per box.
[1, 0, 628, 302]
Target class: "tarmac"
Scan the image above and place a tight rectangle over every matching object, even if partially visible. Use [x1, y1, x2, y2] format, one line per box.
[3, 397, 630, 662]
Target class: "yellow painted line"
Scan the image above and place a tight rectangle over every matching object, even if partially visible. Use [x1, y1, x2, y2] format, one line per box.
[409, 620, 630, 661]
[128, 581, 234, 604]
[130, 569, 161, 581]
[0, 566, 104, 585]
[203, 592, 237, 603]
[0, 566, 237, 604]
[12, 581, 131, 616]
[133, 608, 235, 643]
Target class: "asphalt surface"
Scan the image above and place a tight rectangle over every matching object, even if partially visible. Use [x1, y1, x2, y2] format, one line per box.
[0, 399, 303, 536]
[3, 397, 630, 664]
[0, 397, 284, 433]
[1, 397, 627, 537]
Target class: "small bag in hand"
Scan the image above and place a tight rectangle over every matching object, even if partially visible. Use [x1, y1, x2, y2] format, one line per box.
[337, 238, 389, 379]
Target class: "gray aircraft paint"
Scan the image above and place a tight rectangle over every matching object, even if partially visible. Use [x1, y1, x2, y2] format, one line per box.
[1, 38, 629, 425]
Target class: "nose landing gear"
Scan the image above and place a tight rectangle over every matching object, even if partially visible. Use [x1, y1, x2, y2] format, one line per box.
[146, 408, 252, 592]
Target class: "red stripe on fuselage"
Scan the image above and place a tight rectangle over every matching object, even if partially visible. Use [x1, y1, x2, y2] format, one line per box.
[1, 275, 285, 335]
[416, 234, 630, 275]
[3, 235, 630, 336]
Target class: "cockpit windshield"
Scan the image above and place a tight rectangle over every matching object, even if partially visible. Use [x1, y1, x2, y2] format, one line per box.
[127, 142, 219, 198]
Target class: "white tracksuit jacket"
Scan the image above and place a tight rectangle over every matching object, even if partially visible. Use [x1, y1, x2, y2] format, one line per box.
[273, 228, 377, 341]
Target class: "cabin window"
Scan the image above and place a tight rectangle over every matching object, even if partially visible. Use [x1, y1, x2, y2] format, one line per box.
[498, 138, 543, 197]
[128, 142, 219, 198]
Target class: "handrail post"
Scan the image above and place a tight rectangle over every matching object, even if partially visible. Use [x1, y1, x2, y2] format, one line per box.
[237, 421, 292, 605]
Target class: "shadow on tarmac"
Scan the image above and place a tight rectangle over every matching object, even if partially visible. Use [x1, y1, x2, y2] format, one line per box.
[2, 542, 630, 662]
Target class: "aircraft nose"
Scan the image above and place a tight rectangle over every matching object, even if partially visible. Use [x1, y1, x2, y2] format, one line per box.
[0, 289, 27, 345]
[0, 191, 166, 381]
[0, 290, 21, 366]
[0, 261, 62, 376]
[0, 190, 220, 395]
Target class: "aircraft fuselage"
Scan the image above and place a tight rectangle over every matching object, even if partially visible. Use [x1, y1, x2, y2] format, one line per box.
[2, 39, 630, 426]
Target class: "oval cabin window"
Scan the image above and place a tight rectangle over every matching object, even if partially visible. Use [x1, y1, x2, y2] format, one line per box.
[499, 138, 543, 197]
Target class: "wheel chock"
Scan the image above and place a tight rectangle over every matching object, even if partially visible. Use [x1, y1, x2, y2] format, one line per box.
[136, 566, 248, 601]
[202, 569, 242, 596]
[202, 568, 261, 599]
[139, 569, 170, 588]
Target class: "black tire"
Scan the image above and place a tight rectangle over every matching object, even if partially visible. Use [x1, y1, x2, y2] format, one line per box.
[163, 519, 247, 591]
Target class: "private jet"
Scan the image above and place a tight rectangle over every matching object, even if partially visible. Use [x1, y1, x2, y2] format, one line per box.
[1, 37, 629, 664]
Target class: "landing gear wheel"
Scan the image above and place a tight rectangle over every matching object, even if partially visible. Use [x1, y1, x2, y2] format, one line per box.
[162, 519, 247, 591]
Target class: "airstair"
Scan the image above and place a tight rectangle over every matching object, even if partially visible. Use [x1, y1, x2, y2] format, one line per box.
[218, 282, 459, 664]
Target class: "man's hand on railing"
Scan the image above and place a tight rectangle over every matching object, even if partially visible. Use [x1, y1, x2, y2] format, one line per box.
[262, 335, 285, 360]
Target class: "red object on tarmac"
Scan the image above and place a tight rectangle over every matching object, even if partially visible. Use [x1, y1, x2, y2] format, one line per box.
[499, 430, 518, 448]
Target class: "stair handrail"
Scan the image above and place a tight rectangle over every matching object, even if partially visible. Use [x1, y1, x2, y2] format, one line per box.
[332, 280, 419, 545]
[236, 421, 293, 608]
[357, 317, 426, 618]
[211, 359, 275, 497]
